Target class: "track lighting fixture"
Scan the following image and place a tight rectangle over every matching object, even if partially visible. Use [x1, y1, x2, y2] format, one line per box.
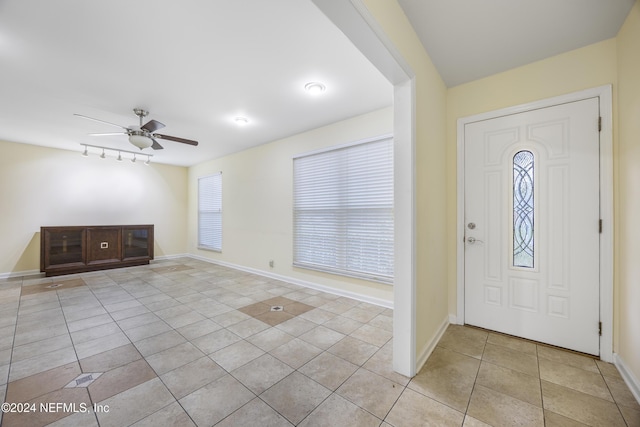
[80, 144, 152, 165]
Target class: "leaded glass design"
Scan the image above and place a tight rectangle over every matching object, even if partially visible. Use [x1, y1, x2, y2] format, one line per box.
[513, 150, 534, 268]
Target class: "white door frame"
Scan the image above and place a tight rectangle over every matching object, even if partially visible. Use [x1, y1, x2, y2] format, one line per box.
[456, 85, 614, 362]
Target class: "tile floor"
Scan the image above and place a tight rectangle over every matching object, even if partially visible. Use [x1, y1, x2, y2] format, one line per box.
[0, 257, 638, 426]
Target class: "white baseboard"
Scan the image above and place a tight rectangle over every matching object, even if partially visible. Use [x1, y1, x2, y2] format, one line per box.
[187, 254, 393, 309]
[614, 353, 640, 405]
[0, 269, 42, 280]
[415, 315, 450, 373]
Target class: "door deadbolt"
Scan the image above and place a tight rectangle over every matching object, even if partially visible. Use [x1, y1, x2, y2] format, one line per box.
[467, 222, 476, 230]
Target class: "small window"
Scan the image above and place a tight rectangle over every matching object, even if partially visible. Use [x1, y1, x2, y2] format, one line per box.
[198, 173, 222, 251]
[513, 151, 534, 268]
[293, 136, 394, 283]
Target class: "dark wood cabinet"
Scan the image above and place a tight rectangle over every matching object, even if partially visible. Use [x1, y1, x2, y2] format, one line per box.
[41, 225, 153, 276]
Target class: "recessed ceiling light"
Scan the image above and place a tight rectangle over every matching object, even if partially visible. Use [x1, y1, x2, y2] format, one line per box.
[234, 117, 249, 126]
[304, 82, 326, 95]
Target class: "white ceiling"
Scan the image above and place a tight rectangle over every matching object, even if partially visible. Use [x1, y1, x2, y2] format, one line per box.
[0, 1, 634, 167]
[398, 0, 636, 87]
[0, 0, 392, 166]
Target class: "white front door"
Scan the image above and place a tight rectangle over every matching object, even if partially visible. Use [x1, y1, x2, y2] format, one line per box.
[464, 98, 601, 355]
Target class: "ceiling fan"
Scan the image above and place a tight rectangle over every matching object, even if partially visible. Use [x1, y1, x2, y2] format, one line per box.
[75, 108, 199, 150]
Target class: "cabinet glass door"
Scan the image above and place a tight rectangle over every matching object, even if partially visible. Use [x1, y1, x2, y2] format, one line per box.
[47, 229, 85, 266]
[122, 228, 150, 259]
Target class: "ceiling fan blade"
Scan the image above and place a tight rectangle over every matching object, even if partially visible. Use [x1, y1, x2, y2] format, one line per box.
[154, 133, 199, 146]
[141, 119, 165, 133]
[74, 113, 129, 130]
[89, 132, 128, 136]
[150, 138, 164, 150]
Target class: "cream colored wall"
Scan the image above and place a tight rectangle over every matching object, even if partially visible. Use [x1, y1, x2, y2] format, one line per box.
[361, 0, 450, 356]
[446, 38, 618, 318]
[187, 108, 394, 303]
[0, 140, 188, 275]
[616, 0, 640, 387]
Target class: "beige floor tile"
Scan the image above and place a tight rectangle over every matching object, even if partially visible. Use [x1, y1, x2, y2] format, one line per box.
[210, 339, 265, 371]
[227, 317, 271, 338]
[160, 356, 226, 399]
[95, 378, 175, 427]
[2, 387, 91, 427]
[216, 397, 293, 427]
[232, 353, 294, 394]
[436, 324, 488, 359]
[408, 346, 480, 412]
[386, 387, 465, 427]
[596, 359, 623, 379]
[363, 344, 411, 386]
[145, 341, 205, 375]
[463, 415, 493, 426]
[11, 333, 73, 362]
[342, 306, 382, 323]
[88, 358, 157, 402]
[537, 345, 599, 373]
[271, 338, 324, 369]
[543, 410, 590, 426]
[275, 316, 318, 337]
[109, 305, 150, 321]
[247, 327, 294, 352]
[327, 336, 379, 366]
[322, 315, 364, 335]
[487, 332, 538, 355]
[539, 358, 613, 401]
[619, 404, 640, 427]
[300, 393, 381, 427]
[70, 322, 122, 345]
[350, 323, 393, 347]
[336, 367, 403, 419]
[175, 318, 222, 340]
[467, 384, 544, 427]
[191, 328, 242, 354]
[260, 371, 331, 425]
[299, 351, 359, 391]
[74, 331, 131, 360]
[8, 346, 78, 382]
[67, 314, 114, 333]
[603, 374, 640, 410]
[79, 343, 142, 373]
[541, 380, 627, 426]
[476, 361, 542, 406]
[180, 374, 254, 426]
[46, 408, 100, 427]
[299, 325, 346, 350]
[124, 320, 173, 342]
[134, 330, 187, 357]
[299, 308, 337, 325]
[482, 342, 539, 377]
[116, 312, 162, 331]
[131, 401, 196, 427]
[5, 361, 80, 402]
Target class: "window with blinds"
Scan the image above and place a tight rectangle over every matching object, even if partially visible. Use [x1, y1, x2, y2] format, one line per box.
[293, 136, 394, 284]
[198, 172, 222, 251]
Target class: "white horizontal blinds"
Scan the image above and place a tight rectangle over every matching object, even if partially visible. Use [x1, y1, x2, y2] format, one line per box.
[293, 137, 394, 283]
[198, 173, 222, 251]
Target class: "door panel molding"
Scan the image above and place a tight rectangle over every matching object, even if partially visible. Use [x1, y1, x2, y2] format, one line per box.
[456, 85, 613, 361]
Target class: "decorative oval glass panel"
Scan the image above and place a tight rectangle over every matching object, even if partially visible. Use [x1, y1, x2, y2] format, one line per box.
[513, 150, 534, 268]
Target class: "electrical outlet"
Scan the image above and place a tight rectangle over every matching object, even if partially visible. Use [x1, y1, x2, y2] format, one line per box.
[269, 260, 274, 268]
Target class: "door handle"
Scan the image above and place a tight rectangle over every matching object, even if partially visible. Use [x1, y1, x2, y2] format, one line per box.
[467, 237, 484, 244]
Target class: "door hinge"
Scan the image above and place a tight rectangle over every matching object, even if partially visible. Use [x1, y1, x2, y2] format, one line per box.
[599, 322, 602, 336]
[598, 116, 602, 132]
[599, 219, 603, 233]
